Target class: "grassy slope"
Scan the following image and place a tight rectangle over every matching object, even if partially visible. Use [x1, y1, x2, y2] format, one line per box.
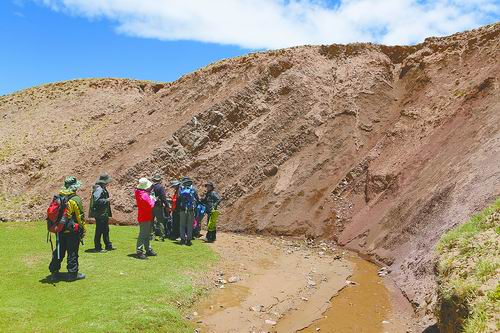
[0, 222, 218, 333]
[436, 198, 500, 333]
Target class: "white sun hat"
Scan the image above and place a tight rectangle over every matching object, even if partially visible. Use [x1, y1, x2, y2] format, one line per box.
[137, 177, 153, 190]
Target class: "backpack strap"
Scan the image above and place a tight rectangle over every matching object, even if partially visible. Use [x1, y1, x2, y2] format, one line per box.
[56, 195, 68, 225]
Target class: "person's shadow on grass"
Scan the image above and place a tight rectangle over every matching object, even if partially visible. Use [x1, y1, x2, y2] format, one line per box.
[39, 273, 78, 284]
[84, 248, 101, 253]
[127, 253, 148, 259]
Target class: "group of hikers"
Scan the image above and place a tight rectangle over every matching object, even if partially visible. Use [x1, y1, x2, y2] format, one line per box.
[46, 173, 221, 281]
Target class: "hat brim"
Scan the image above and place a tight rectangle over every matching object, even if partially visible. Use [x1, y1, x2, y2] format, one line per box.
[137, 181, 153, 190]
[61, 180, 82, 192]
[96, 177, 112, 184]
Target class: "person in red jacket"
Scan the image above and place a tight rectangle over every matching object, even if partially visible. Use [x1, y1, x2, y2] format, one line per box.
[169, 180, 181, 240]
[134, 178, 157, 259]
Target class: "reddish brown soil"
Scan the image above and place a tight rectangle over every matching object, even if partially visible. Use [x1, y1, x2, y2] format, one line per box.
[193, 233, 414, 333]
[1, 23, 499, 326]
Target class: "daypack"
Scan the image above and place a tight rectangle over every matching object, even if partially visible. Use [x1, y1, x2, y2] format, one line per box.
[196, 203, 206, 218]
[46, 195, 69, 233]
[179, 185, 195, 210]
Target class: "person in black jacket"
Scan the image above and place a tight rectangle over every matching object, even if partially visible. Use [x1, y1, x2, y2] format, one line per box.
[151, 174, 168, 241]
[89, 173, 115, 252]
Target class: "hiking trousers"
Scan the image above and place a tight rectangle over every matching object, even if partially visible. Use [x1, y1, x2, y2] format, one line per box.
[179, 210, 194, 242]
[165, 215, 173, 239]
[94, 216, 112, 250]
[49, 232, 80, 273]
[137, 221, 152, 253]
[153, 205, 166, 239]
[171, 210, 180, 240]
[206, 230, 217, 242]
[205, 209, 216, 242]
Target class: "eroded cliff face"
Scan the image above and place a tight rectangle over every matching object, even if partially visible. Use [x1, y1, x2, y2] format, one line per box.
[1, 23, 499, 322]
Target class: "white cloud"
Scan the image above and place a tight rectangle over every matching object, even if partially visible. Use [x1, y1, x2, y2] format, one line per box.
[34, 0, 500, 49]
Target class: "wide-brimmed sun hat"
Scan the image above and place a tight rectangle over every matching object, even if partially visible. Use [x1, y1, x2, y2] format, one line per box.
[137, 177, 153, 190]
[152, 174, 162, 182]
[62, 176, 82, 192]
[96, 173, 112, 184]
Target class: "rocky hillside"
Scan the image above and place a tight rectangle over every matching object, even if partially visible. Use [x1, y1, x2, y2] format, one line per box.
[1, 23, 499, 324]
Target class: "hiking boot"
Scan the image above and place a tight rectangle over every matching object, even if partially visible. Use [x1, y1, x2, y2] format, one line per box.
[136, 251, 147, 260]
[180, 239, 186, 245]
[145, 250, 157, 257]
[186, 240, 192, 246]
[105, 247, 116, 251]
[67, 272, 86, 281]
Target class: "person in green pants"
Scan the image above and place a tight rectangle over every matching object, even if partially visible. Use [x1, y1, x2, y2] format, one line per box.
[202, 181, 221, 242]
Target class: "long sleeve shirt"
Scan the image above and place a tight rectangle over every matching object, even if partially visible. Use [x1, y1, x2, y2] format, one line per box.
[59, 189, 86, 236]
[91, 184, 112, 218]
[134, 189, 155, 223]
[152, 183, 168, 207]
[202, 190, 221, 211]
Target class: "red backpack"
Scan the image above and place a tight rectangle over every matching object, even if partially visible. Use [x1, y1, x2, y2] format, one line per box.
[46, 195, 69, 233]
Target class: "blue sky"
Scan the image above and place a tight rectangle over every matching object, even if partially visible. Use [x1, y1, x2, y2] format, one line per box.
[1, 0, 498, 96]
[0, 1, 250, 96]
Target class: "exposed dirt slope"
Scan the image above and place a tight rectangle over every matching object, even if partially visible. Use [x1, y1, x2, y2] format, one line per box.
[1, 23, 499, 323]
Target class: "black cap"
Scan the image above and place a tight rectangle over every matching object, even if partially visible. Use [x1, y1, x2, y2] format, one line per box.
[96, 173, 112, 184]
[152, 174, 162, 182]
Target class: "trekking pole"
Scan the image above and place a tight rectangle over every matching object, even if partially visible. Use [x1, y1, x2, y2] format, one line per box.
[48, 232, 54, 253]
[56, 233, 60, 260]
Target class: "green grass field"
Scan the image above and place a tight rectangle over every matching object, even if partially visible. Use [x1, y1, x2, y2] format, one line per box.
[436, 198, 500, 332]
[0, 222, 218, 333]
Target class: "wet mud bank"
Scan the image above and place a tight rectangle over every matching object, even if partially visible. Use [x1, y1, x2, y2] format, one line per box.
[192, 233, 415, 333]
[296, 256, 414, 333]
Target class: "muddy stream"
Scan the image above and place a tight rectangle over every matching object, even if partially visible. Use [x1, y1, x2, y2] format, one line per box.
[295, 256, 412, 332]
[192, 233, 414, 333]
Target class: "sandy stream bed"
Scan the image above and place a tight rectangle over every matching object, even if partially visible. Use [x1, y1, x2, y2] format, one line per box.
[190, 233, 415, 333]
